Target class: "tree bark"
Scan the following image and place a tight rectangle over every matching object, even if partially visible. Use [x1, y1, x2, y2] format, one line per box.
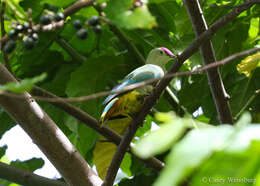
[0, 63, 102, 186]
[0, 162, 67, 186]
[183, 0, 234, 124]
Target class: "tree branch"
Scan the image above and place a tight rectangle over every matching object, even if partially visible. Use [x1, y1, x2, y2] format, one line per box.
[30, 86, 164, 172]
[55, 36, 86, 64]
[234, 89, 260, 120]
[0, 64, 102, 186]
[184, 0, 233, 124]
[0, 161, 67, 186]
[1, 47, 259, 103]
[63, 0, 95, 17]
[102, 1, 259, 185]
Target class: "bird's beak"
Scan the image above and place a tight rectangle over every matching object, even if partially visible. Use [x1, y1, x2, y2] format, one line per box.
[169, 53, 177, 59]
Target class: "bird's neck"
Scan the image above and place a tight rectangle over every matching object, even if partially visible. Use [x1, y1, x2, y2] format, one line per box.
[145, 59, 166, 72]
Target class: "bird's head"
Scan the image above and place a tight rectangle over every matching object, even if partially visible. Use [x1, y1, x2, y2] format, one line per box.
[146, 47, 176, 70]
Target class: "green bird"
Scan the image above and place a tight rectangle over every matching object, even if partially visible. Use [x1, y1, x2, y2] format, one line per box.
[93, 47, 175, 179]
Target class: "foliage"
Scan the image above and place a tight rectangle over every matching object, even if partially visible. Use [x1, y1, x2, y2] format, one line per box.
[134, 112, 260, 186]
[0, 0, 259, 185]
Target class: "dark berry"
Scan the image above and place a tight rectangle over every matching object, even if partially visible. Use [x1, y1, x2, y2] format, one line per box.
[23, 37, 35, 50]
[88, 16, 99, 26]
[16, 24, 24, 32]
[40, 15, 52, 25]
[54, 13, 64, 22]
[23, 22, 30, 29]
[93, 25, 102, 34]
[3, 40, 16, 53]
[72, 19, 82, 29]
[31, 33, 39, 41]
[8, 29, 17, 38]
[77, 28, 88, 39]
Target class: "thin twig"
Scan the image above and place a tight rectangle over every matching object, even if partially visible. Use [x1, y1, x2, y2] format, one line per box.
[64, 0, 96, 17]
[0, 1, 12, 73]
[234, 89, 260, 120]
[102, 1, 259, 185]
[55, 36, 86, 64]
[1, 47, 259, 103]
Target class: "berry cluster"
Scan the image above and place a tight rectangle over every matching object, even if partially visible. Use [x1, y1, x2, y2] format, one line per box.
[72, 16, 102, 40]
[3, 12, 65, 54]
[40, 13, 65, 25]
[4, 22, 39, 53]
[3, 11, 103, 54]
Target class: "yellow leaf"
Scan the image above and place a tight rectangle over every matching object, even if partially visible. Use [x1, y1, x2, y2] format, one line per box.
[237, 52, 260, 77]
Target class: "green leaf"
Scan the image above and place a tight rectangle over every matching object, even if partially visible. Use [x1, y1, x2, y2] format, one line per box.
[0, 108, 15, 139]
[190, 141, 260, 186]
[10, 158, 44, 172]
[121, 153, 132, 177]
[154, 113, 260, 186]
[248, 17, 259, 38]
[133, 118, 188, 159]
[0, 145, 7, 159]
[0, 73, 47, 93]
[154, 125, 234, 186]
[105, 0, 157, 29]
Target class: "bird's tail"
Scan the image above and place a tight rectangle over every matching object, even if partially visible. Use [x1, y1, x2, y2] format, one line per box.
[99, 98, 119, 126]
[93, 117, 131, 179]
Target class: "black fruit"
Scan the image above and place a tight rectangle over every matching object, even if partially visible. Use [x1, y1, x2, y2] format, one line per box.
[3, 40, 16, 53]
[72, 19, 82, 29]
[23, 22, 30, 29]
[8, 29, 17, 38]
[77, 28, 88, 39]
[23, 37, 35, 50]
[93, 25, 102, 34]
[88, 16, 99, 26]
[31, 33, 39, 41]
[16, 24, 24, 32]
[54, 13, 64, 22]
[40, 15, 52, 25]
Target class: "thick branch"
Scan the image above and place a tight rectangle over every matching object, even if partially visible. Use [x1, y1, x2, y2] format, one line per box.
[183, 0, 233, 124]
[103, 1, 258, 185]
[0, 64, 102, 186]
[0, 162, 67, 186]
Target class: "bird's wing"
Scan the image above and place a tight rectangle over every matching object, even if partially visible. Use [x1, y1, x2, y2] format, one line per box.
[103, 64, 164, 105]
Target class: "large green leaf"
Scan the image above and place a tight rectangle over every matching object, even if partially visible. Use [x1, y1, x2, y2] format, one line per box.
[105, 0, 157, 29]
[10, 158, 44, 172]
[153, 114, 260, 186]
[0, 109, 15, 139]
[0, 145, 7, 159]
[0, 73, 46, 93]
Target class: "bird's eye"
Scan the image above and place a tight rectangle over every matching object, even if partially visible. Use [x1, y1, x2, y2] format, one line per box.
[159, 51, 163, 55]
